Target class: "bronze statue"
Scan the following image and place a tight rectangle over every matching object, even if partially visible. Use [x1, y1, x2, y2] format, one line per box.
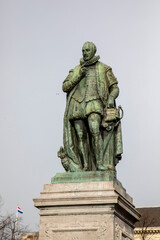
[58, 42, 123, 172]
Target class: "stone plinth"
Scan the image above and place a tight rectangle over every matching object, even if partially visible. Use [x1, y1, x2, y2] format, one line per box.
[51, 171, 122, 185]
[33, 175, 140, 240]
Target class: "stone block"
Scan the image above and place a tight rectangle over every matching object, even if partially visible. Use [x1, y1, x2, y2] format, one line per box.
[33, 177, 140, 240]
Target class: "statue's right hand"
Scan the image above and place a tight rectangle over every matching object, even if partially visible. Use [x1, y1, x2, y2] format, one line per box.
[80, 66, 87, 77]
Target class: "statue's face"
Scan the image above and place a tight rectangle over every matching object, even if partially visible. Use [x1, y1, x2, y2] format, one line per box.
[82, 43, 95, 61]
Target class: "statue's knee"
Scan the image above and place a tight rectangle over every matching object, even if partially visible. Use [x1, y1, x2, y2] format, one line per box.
[91, 129, 100, 137]
[74, 120, 87, 140]
[76, 130, 86, 140]
[77, 132, 83, 140]
[89, 122, 100, 136]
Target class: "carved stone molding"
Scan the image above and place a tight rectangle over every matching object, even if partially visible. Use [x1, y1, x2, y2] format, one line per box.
[44, 216, 109, 240]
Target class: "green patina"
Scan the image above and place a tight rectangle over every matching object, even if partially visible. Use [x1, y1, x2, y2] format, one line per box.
[51, 171, 124, 190]
[57, 42, 123, 178]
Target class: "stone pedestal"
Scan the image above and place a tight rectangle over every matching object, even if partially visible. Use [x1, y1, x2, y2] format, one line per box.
[33, 173, 140, 240]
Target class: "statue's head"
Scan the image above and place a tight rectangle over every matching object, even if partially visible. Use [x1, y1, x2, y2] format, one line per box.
[82, 42, 97, 61]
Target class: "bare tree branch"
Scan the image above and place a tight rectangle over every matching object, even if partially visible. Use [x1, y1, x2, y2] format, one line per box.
[138, 210, 159, 240]
[0, 196, 29, 240]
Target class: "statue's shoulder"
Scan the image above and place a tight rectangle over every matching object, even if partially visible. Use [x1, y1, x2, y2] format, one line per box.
[67, 65, 80, 76]
[73, 64, 81, 70]
[97, 61, 112, 72]
[69, 65, 80, 74]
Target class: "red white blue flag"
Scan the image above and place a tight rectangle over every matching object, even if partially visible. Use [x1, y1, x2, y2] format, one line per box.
[17, 206, 23, 214]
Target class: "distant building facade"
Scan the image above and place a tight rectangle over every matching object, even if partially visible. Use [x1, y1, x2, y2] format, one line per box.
[20, 232, 39, 240]
[134, 207, 160, 240]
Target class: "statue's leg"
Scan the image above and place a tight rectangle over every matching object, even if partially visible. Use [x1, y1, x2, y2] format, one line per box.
[74, 119, 89, 170]
[88, 113, 106, 171]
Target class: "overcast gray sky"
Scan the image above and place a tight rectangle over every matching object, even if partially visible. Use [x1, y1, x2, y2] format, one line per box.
[1, 0, 160, 231]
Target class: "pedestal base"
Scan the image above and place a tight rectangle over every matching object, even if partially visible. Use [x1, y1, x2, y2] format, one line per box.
[34, 176, 140, 240]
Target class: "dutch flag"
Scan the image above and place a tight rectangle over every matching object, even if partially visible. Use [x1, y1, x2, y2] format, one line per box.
[17, 206, 23, 214]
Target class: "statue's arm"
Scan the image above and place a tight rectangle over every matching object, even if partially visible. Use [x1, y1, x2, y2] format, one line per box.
[62, 67, 83, 92]
[106, 69, 119, 108]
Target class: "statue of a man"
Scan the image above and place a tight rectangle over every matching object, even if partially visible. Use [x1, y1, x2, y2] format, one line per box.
[58, 42, 123, 172]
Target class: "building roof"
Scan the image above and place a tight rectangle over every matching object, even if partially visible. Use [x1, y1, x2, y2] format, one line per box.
[135, 207, 160, 227]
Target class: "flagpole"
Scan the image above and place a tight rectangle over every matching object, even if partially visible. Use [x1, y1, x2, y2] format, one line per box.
[15, 206, 19, 240]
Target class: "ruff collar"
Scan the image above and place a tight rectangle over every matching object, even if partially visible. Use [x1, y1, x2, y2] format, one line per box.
[80, 55, 100, 67]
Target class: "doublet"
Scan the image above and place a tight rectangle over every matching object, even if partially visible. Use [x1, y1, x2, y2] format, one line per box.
[72, 64, 100, 103]
[69, 64, 103, 119]
[63, 60, 118, 120]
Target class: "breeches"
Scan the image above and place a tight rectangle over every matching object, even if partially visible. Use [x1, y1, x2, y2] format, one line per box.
[68, 98, 103, 120]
